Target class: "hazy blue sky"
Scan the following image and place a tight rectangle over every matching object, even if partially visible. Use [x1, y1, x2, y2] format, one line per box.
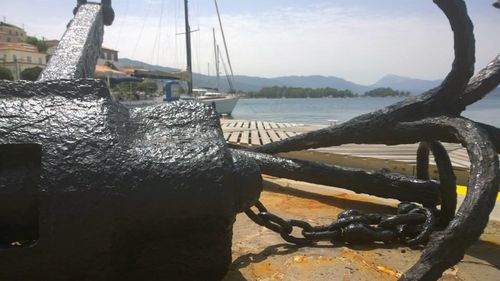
[2, 0, 499, 84]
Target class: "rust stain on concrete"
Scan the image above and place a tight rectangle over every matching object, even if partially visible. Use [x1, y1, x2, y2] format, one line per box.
[224, 177, 500, 281]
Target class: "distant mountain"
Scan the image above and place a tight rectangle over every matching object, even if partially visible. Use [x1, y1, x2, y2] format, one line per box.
[117, 58, 444, 94]
[219, 75, 369, 93]
[116, 58, 179, 73]
[272, 75, 369, 93]
[371, 74, 442, 94]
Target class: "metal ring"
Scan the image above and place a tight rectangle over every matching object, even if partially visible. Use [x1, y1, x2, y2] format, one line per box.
[379, 213, 426, 228]
[258, 212, 293, 234]
[403, 207, 435, 245]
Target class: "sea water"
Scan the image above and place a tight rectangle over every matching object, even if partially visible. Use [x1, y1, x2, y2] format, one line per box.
[231, 94, 500, 127]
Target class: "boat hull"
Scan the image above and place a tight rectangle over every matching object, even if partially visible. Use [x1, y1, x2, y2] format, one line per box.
[199, 96, 239, 115]
[119, 95, 239, 115]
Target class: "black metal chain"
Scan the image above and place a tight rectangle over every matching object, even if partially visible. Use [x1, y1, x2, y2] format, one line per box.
[245, 201, 435, 246]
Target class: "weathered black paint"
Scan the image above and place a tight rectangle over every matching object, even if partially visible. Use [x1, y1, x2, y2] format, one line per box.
[40, 4, 104, 81]
[416, 141, 457, 226]
[0, 2, 261, 279]
[0, 79, 262, 280]
[0, 1, 498, 281]
[0, 144, 41, 245]
[234, 149, 441, 206]
[246, 1, 499, 280]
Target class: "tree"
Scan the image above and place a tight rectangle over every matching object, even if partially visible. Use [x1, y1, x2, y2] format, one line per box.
[20, 67, 43, 81]
[25, 36, 49, 53]
[111, 79, 159, 101]
[247, 86, 357, 98]
[364, 87, 410, 97]
[0, 66, 14, 81]
[136, 79, 158, 94]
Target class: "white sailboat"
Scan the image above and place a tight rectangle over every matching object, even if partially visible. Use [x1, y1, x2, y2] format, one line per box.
[129, 0, 239, 114]
[192, 88, 239, 115]
[179, 0, 239, 115]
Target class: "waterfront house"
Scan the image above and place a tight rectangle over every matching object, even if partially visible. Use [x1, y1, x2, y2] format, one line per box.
[98, 46, 118, 65]
[0, 22, 27, 43]
[0, 42, 46, 80]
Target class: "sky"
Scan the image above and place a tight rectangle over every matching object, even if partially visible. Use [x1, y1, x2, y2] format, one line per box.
[2, 0, 499, 85]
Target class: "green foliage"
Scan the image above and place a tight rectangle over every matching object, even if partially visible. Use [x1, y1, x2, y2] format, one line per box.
[242, 86, 410, 99]
[364, 87, 410, 97]
[0, 66, 14, 81]
[136, 79, 158, 94]
[244, 86, 358, 98]
[20, 66, 43, 81]
[112, 79, 159, 101]
[25, 36, 49, 53]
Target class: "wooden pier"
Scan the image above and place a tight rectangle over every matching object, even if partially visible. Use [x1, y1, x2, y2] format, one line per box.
[220, 119, 477, 185]
[221, 120, 500, 281]
[220, 119, 325, 146]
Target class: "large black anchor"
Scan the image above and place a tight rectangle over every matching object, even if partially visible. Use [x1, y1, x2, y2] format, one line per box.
[1, 1, 499, 281]
[0, 1, 261, 280]
[74, 0, 115, 26]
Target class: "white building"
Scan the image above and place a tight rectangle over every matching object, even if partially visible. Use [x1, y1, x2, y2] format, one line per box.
[0, 22, 27, 43]
[0, 42, 46, 80]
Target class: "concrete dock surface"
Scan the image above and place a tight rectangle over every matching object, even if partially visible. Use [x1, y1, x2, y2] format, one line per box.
[225, 176, 499, 281]
[222, 119, 499, 280]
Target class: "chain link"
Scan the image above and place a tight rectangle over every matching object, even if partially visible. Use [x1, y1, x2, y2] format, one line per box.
[245, 201, 435, 246]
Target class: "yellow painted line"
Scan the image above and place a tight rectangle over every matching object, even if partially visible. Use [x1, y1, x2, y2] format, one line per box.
[456, 185, 500, 201]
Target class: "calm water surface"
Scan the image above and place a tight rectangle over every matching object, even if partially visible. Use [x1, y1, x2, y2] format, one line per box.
[231, 94, 500, 127]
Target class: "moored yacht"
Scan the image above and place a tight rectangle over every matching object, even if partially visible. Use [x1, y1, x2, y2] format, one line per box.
[192, 88, 239, 115]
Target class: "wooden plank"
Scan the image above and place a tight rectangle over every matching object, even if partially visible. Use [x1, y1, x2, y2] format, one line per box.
[259, 130, 271, 145]
[449, 149, 469, 159]
[353, 154, 417, 159]
[275, 130, 289, 140]
[251, 130, 260, 146]
[317, 149, 417, 154]
[449, 151, 471, 167]
[257, 121, 265, 130]
[450, 153, 470, 161]
[221, 122, 488, 173]
[240, 130, 250, 145]
[287, 126, 325, 133]
[222, 122, 481, 170]
[267, 130, 281, 142]
[241, 121, 250, 129]
[270, 122, 280, 129]
[451, 160, 471, 168]
[451, 161, 470, 168]
[221, 120, 233, 127]
[223, 127, 253, 132]
[228, 132, 240, 143]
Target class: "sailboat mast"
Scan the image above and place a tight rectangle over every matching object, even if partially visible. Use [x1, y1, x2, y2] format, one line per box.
[213, 28, 220, 91]
[184, 0, 193, 95]
[214, 0, 234, 92]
